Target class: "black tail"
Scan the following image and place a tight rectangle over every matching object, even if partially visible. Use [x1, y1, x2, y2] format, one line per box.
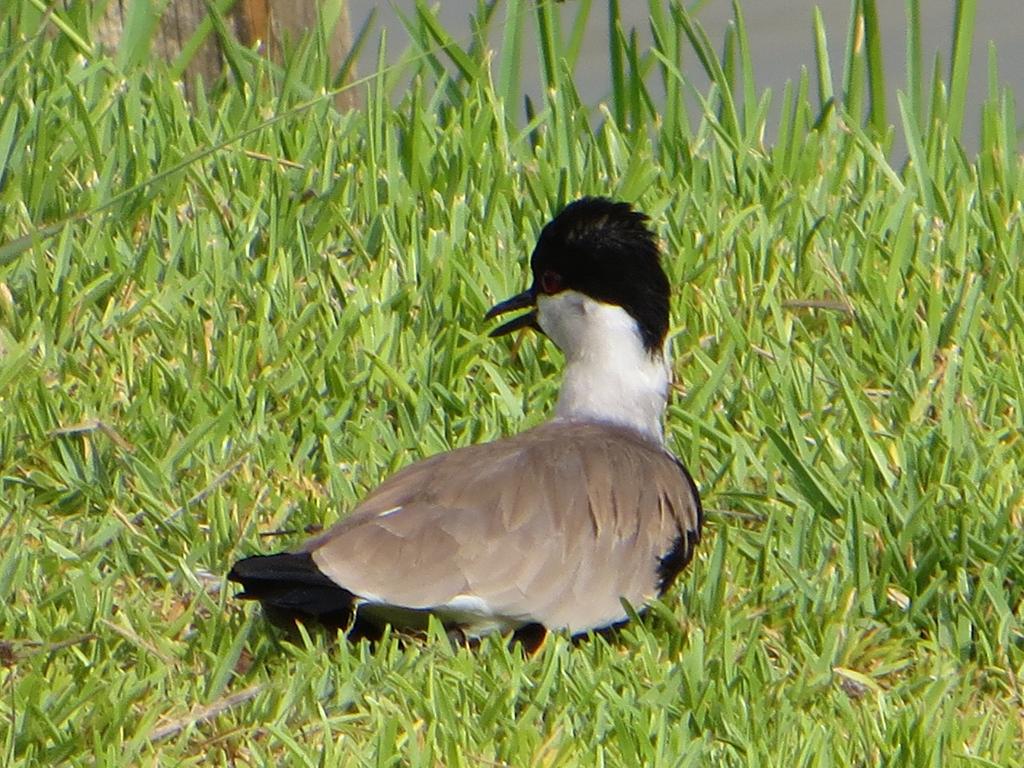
[228, 552, 356, 626]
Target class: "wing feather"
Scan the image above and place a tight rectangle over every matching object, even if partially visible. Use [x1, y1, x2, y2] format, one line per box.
[304, 420, 701, 634]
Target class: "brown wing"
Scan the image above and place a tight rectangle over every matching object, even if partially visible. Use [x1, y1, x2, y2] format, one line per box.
[303, 420, 701, 634]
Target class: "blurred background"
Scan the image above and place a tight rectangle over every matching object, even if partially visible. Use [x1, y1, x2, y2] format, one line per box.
[346, 0, 1023, 154]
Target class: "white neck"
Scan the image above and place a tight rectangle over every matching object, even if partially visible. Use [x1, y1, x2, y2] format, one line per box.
[537, 291, 670, 445]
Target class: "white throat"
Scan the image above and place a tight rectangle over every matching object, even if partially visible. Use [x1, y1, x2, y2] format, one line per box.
[537, 291, 670, 445]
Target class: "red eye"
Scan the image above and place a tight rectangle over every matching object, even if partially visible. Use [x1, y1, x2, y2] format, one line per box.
[540, 270, 563, 294]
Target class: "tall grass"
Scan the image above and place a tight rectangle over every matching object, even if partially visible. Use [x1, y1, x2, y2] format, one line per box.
[0, 1, 1021, 765]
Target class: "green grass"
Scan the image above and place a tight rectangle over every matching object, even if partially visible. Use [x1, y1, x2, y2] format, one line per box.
[1, 0, 1022, 765]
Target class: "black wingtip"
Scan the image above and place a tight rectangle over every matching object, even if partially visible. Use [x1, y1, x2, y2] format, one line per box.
[228, 551, 356, 625]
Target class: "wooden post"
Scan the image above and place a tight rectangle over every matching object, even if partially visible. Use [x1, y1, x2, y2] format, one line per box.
[96, 0, 357, 108]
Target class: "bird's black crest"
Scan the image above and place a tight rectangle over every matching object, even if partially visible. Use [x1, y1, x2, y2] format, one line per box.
[531, 197, 670, 352]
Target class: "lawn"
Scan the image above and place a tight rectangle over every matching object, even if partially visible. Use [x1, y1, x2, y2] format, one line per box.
[0, 1, 1021, 765]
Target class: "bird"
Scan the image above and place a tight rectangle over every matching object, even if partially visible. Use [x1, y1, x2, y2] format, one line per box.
[228, 197, 703, 648]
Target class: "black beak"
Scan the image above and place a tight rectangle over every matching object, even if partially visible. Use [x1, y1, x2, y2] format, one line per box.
[485, 288, 540, 337]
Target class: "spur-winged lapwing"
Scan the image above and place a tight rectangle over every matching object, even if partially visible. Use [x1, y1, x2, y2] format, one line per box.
[228, 197, 703, 645]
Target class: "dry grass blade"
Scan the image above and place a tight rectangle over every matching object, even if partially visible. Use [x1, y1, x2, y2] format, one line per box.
[132, 455, 248, 527]
[148, 685, 266, 743]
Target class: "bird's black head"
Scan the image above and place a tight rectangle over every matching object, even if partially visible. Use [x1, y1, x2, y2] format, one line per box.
[486, 197, 670, 353]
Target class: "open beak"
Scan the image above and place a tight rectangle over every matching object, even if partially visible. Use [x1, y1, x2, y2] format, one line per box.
[485, 288, 540, 337]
